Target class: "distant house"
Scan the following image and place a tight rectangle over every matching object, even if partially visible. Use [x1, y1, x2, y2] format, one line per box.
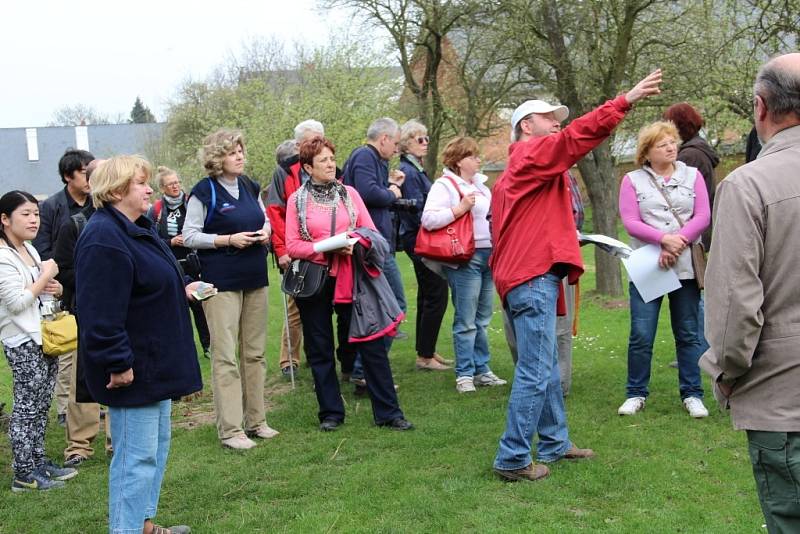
[0, 123, 165, 198]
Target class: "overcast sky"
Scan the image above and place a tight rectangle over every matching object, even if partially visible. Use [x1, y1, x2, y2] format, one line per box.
[0, 0, 374, 128]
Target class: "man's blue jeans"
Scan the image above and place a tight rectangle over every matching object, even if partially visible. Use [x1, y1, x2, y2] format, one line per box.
[445, 248, 494, 379]
[494, 274, 572, 470]
[626, 280, 704, 400]
[108, 400, 171, 534]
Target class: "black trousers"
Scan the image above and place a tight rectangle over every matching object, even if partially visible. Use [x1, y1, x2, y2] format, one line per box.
[188, 298, 210, 350]
[406, 251, 449, 358]
[295, 277, 403, 424]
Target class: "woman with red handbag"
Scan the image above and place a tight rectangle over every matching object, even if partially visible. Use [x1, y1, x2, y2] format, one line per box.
[421, 137, 507, 394]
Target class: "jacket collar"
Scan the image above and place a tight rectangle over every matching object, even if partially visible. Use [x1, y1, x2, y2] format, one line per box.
[641, 160, 691, 185]
[758, 124, 800, 160]
[442, 167, 488, 186]
[102, 205, 155, 238]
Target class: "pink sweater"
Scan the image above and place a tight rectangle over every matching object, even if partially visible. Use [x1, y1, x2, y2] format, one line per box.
[286, 185, 376, 302]
[619, 170, 710, 244]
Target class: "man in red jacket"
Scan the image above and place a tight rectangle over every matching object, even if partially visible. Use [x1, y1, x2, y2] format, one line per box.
[492, 70, 663, 482]
[266, 120, 325, 377]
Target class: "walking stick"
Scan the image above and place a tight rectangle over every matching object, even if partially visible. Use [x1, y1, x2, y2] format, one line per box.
[281, 284, 296, 390]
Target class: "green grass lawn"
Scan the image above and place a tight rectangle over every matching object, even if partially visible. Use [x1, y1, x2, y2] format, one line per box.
[0, 241, 763, 533]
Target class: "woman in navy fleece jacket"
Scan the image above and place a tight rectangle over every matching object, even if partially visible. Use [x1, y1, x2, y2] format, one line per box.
[75, 155, 202, 534]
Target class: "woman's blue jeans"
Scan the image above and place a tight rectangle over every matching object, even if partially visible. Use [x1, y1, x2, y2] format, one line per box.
[626, 280, 704, 400]
[108, 400, 172, 534]
[494, 273, 572, 470]
[445, 248, 494, 378]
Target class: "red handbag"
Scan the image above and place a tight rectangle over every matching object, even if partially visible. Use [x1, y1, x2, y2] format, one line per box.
[414, 175, 475, 263]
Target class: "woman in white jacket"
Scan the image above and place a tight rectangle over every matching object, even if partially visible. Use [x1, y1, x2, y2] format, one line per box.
[421, 137, 507, 393]
[0, 190, 76, 492]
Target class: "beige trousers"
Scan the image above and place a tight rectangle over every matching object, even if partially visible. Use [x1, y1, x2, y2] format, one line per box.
[64, 348, 111, 459]
[278, 295, 303, 369]
[54, 351, 72, 415]
[204, 287, 268, 440]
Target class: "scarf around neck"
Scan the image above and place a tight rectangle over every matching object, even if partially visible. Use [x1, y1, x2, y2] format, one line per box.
[295, 179, 357, 242]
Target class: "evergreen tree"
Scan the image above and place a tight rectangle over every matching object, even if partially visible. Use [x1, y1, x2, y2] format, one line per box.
[130, 97, 156, 123]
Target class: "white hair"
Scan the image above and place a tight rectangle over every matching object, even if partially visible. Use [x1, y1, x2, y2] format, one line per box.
[293, 119, 325, 142]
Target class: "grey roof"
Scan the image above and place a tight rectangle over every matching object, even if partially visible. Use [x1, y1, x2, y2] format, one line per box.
[0, 123, 165, 198]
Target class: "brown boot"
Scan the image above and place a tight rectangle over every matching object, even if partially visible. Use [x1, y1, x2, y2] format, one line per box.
[562, 445, 595, 460]
[416, 356, 451, 371]
[494, 463, 550, 482]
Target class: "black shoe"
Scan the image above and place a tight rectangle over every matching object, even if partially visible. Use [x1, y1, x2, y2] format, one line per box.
[281, 366, 298, 380]
[57, 414, 66, 427]
[378, 417, 414, 431]
[64, 455, 87, 468]
[319, 418, 341, 432]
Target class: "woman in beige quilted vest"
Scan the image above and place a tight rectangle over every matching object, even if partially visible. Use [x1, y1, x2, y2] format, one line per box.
[616, 121, 711, 419]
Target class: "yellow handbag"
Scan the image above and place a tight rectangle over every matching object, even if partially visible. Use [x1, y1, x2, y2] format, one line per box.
[41, 312, 78, 357]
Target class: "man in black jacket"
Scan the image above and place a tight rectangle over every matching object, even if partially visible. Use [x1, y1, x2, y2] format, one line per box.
[34, 148, 94, 426]
[53, 159, 110, 467]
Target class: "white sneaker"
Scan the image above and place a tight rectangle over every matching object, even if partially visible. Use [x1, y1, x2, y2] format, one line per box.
[456, 376, 476, 393]
[247, 424, 280, 439]
[618, 397, 646, 415]
[683, 397, 709, 418]
[473, 371, 508, 387]
[221, 435, 258, 450]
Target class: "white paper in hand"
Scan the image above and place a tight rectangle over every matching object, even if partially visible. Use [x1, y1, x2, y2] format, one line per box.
[312, 232, 359, 253]
[621, 244, 681, 303]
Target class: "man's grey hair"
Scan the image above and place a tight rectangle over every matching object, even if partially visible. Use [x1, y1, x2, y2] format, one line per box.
[511, 118, 528, 143]
[293, 119, 325, 142]
[275, 139, 298, 165]
[754, 60, 800, 122]
[366, 117, 399, 142]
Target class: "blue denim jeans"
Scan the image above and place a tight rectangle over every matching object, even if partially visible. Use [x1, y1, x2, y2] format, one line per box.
[382, 253, 407, 312]
[494, 274, 572, 470]
[445, 248, 494, 378]
[626, 280, 704, 400]
[108, 400, 171, 534]
[698, 294, 709, 354]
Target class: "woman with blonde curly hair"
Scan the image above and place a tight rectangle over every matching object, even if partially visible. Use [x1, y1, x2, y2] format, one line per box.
[183, 128, 277, 450]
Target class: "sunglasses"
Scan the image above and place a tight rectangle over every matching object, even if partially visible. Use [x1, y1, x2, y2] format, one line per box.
[415, 136, 430, 144]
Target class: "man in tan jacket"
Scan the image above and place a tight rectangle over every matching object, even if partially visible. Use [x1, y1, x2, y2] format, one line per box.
[700, 52, 800, 533]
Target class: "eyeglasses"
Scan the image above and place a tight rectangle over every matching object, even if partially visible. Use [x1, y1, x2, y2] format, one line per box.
[416, 136, 430, 144]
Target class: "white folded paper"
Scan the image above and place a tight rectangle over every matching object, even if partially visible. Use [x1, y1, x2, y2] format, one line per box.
[313, 232, 359, 253]
[621, 244, 681, 303]
[579, 232, 633, 259]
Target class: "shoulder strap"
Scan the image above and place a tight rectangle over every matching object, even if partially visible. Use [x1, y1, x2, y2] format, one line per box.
[441, 175, 464, 199]
[646, 173, 686, 228]
[72, 212, 88, 235]
[205, 178, 216, 227]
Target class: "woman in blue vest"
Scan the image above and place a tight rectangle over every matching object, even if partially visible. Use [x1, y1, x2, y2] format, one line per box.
[183, 129, 278, 450]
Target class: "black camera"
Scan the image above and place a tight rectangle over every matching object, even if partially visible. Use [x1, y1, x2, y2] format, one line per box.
[390, 198, 419, 213]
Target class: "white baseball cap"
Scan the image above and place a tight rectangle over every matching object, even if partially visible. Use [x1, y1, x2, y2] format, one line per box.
[510, 100, 570, 133]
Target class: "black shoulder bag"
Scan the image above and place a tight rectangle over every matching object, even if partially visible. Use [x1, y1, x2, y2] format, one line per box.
[281, 197, 337, 299]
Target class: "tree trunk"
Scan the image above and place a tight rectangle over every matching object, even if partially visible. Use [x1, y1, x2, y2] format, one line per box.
[576, 140, 623, 296]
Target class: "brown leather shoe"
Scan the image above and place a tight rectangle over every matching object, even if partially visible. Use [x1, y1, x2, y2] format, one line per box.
[562, 445, 595, 460]
[494, 462, 550, 482]
[416, 356, 451, 371]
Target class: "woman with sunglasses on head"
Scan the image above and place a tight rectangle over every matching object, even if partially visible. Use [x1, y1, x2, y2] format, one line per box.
[397, 120, 451, 372]
[0, 190, 76, 492]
